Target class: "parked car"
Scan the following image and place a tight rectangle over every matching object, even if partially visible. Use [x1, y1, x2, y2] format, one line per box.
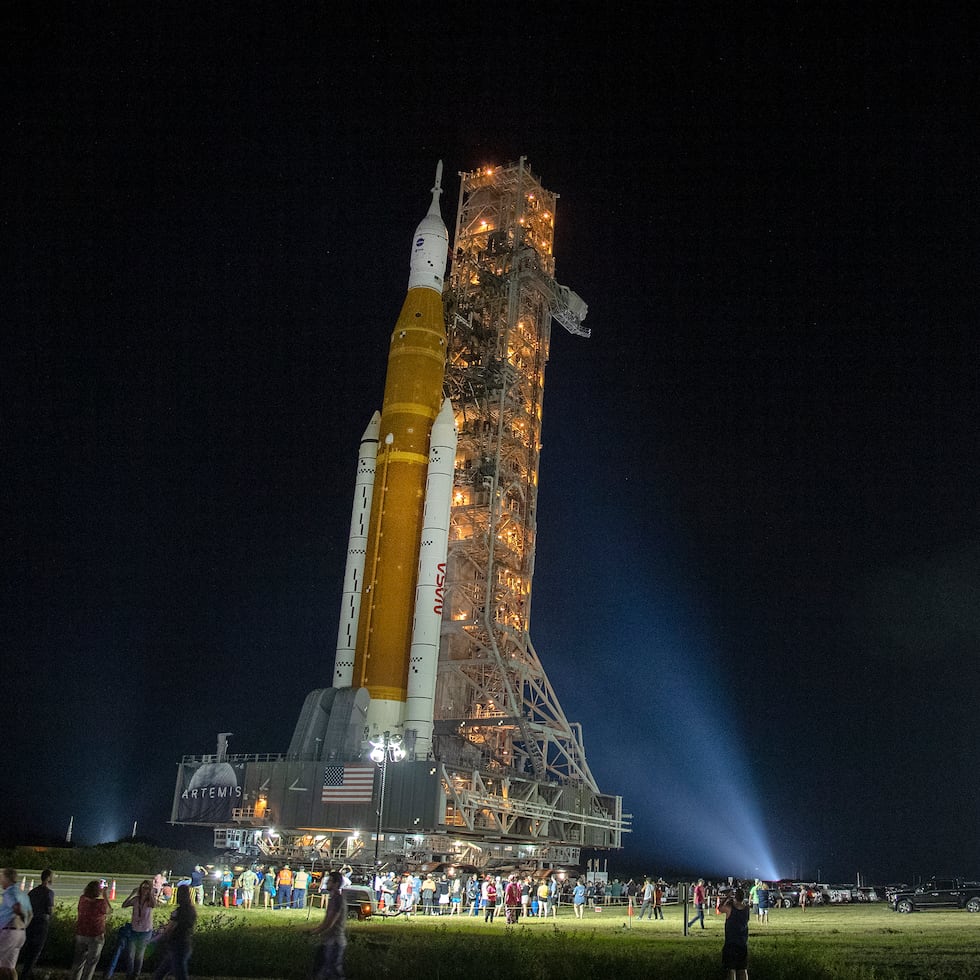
[890, 879, 980, 913]
[854, 886, 882, 903]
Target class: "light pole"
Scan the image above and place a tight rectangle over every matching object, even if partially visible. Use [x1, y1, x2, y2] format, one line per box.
[370, 731, 406, 870]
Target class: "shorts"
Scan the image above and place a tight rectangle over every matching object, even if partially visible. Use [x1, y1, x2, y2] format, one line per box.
[722, 942, 748, 970]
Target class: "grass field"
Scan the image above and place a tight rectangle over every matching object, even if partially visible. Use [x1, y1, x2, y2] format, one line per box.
[36, 899, 980, 979]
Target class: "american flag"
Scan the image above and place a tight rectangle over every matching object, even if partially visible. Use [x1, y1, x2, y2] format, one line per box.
[321, 765, 375, 803]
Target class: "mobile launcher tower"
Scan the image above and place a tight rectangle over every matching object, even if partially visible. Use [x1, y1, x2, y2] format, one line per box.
[171, 159, 629, 872]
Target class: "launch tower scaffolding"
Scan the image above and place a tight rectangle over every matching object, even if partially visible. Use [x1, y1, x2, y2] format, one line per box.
[168, 160, 627, 868]
[433, 159, 626, 853]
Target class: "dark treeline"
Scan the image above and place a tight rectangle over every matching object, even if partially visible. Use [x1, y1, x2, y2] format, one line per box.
[0, 841, 209, 875]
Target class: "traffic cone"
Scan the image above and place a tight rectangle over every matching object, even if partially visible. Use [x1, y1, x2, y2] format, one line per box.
[110, 880, 117, 900]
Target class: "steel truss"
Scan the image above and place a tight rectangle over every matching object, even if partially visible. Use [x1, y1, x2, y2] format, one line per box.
[433, 159, 625, 848]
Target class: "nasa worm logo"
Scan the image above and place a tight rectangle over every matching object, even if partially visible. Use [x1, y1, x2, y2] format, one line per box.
[433, 562, 446, 614]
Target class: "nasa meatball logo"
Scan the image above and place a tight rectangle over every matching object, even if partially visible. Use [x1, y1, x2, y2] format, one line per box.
[416, 236, 425, 247]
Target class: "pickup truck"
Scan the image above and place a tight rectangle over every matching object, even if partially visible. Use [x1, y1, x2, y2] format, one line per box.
[890, 879, 980, 913]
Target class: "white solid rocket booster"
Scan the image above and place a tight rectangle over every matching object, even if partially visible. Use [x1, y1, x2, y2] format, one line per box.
[333, 411, 381, 686]
[404, 397, 457, 755]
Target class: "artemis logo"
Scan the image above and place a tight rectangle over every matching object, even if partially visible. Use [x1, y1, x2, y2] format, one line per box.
[433, 562, 446, 614]
[181, 785, 243, 801]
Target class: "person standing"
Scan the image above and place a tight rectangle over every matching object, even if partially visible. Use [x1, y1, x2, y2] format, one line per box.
[537, 878, 550, 917]
[276, 866, 293, 910]
[636, 878, 654, 920]
[152, 884, 196, 980]
[687, 879, 706, 930]
[122, 880, 156, 980]
[466, 875, 480, 916]
[220, 869, 235, 907]
[263, 867, 277, 909]
[189, 867, 205, 907]
[653, 879, 664, 920]
[504, 875, 521, 924]
[238, 868, 258, 910]
[309, 871, 346, 980]
[483, 877, 497, 923]
[19, 868, 54, 980]
[292, 867, 309, 910]
[572, 879, 587, 919]
[436, 876, 450, 914]
[421, 874, 436, 914]
[756, 881, 770, 923]
[719, 886, 750, 980]
[594, 879, 605, 909]
[379, 873, 396, 913]
[625, 878, 637, 911]
[0, 868, 32, 970]
[69, 880, 113, 980]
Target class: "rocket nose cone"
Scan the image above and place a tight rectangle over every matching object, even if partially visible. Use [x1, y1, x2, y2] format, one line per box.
[362, 411, 381, 442]
[430, 398, 456, 436]
[408, 168, 449, 293]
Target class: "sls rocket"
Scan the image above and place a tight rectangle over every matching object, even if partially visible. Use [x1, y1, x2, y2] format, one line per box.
[334, 163, 456, 745]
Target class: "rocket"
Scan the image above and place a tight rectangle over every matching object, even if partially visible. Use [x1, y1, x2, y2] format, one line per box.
[335, 162, 455, 742]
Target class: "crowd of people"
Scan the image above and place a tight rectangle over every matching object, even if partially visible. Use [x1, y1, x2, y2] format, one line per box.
[0, 868, 199, 980]
[0, 863, 777, 980]
[145, 864, 325, 911]
[204, 863, 320, 910]
[0, 864, 346, 980]
[0, 862, 354, 980]
[370, 869, 598, 919]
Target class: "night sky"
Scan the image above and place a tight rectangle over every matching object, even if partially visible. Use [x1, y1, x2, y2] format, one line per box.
[6, 7, 978, 883]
